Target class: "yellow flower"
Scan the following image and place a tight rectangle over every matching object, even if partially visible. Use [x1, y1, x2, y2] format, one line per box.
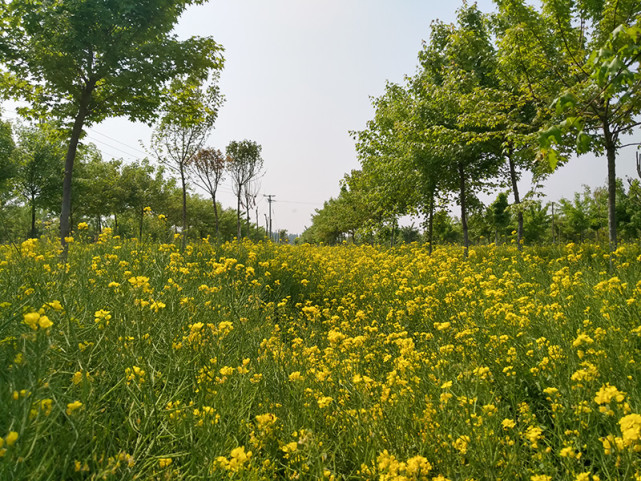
[289, 371, 303, 381]
[38, 315, 53, 329]
[158, 458, 173, 468]
[77, 222, 89, 230]
[524, 426, 544, 448]
[502, 418, 516, 430]
[619, 413, 641, 447]
[595, 384, 626, 405]
[48, 300, 63, 311]
[66, 401, 83, 415]
[72, 371, 83, 385]
[255, 413, 277, 428]
[39, 399, 53, 416]
[23, 312, 40, 330]
[454, 435, 470, 454]
[281, 441, 298, 453]
[317, 396, 333, 408]
[5, 431, 18, 447]
[227, 446, 251, 471]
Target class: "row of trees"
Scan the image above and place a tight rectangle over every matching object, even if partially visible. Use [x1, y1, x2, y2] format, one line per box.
[300, 181, 641, 246]
[0, 0, 235, 248]
[0, 125, 267, 244]
[303, 0, 641, 252]
[0, 0, 271, 246]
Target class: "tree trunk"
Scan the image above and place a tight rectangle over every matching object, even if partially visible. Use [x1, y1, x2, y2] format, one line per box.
[390, 219, 396, 247]
[30, 193, 36, 238]
[246, 207, 251, 240]
[551, 202, 556, 244]
[212, 193, 219, 239]
[458, 162, 469, 258]
[507, 151, 523, 251]
[427, 193, 434, 255]
[60, 86, 93, 250]
[604, 123, 617, 252]
[139, 206, 144, 240]
[236, 191, 242, 240]
[180, 164, 187, 251]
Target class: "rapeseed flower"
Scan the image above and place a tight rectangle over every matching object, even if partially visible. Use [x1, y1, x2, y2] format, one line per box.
[619, 413, 641, 448]
[66, 401, 83, 415]
[5, 431, 18, 447]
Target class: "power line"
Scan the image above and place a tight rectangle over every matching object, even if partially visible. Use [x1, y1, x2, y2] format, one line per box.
[84, 134, 143, 159]
[86, 127, 148, 156]
[277, 199, 324, 206]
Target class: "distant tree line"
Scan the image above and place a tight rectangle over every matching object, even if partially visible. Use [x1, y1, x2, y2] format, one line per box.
[300, 182, 641, 247]
[0, 121, 267, 244]
[302, 1, 641, 251]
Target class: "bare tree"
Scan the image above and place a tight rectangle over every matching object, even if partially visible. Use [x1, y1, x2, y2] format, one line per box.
[188, 148, 227, 238]
[243, 179, 262, 240]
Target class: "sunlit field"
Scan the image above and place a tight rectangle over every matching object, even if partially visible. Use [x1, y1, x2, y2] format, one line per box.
[1, 232, 641, 480]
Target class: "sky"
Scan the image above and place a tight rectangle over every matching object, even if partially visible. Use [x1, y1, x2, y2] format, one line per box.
[13, 0, 641, 235]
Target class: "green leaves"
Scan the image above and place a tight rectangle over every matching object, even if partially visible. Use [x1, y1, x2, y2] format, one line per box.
[538, 126, 562, 148]
[576, 131, 592, 154]
[554, 93, 577, 114]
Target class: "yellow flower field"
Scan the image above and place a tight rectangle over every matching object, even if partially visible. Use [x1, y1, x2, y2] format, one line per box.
[1, 233, 641, 480]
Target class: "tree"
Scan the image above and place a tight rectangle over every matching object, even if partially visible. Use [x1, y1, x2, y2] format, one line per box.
[0, 116, 16, 240]
[188, 147, 227, 238]
[494, 0, 641, 250]
[119, 160, 167, 239]
[490, 192, 511, 244]
[409, 5, 506, 256]
[12, 123, 64, 237]
[558, 191, 591, 242]
[0, 0, 223, 249]
[226, 140, 263, 240]
[0, 116, 15, 202]
[243, 179, 261, 240]
[521, 200, 552, 244]
[150, 75, 223, 249]
[73, 153, 123, 233]
[352, 82, 422, 235]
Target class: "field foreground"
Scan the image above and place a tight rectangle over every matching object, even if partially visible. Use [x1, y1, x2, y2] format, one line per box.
[1, 234, 641, 480]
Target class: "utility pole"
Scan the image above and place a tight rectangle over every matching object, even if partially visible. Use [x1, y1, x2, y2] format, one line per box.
[264, 194, 275, 242]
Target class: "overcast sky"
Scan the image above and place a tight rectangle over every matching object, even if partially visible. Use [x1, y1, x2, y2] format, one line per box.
[48, 1, 641, 234]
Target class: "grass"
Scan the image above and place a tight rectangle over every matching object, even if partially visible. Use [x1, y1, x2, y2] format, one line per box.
[1, 232, 641, 480]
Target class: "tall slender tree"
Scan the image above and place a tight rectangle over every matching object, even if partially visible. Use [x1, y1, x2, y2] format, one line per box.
[226, 140, 263, 240]
[150, 75, 223, 249]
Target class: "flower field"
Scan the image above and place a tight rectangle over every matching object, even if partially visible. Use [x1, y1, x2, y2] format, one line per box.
[1, 233, 641, 480]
